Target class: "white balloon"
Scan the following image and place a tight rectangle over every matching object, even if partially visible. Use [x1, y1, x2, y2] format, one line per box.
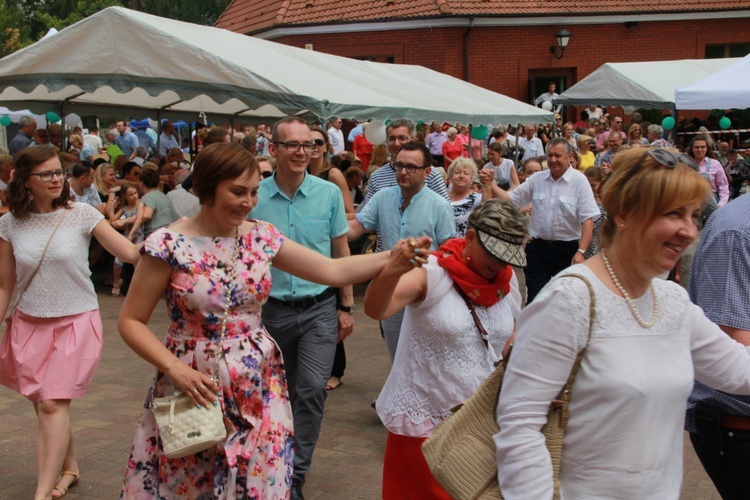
[148, 118, 158, 129]
[65, 113, 82, 127]
[364, 120, 387, 145]
[9, 114, 21, 123]
[623, 105, 635, 116]
[541, 101, 553, 111]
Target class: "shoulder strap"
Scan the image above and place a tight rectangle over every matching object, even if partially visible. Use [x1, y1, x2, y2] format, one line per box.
[549, 273, 596, 416]
[452, 282, 490, 348]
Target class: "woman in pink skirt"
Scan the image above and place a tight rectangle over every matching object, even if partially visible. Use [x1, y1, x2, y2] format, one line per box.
[0, 147, 140, 500]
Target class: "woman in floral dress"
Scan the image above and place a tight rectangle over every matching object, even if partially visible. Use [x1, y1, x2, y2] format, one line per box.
[119, 143, 431, 499]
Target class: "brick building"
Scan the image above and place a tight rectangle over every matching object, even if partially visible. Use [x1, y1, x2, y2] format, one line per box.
[216, 1, 750, 118]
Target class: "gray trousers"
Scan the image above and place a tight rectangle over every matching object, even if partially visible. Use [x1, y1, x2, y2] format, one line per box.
[379, 308, 405, 361]
[262, 295, 338, 483]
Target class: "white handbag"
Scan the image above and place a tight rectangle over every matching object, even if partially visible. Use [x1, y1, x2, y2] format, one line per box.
[150, 227, 239, 459]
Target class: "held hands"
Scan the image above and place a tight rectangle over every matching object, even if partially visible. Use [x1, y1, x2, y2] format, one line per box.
[478, 168, 495, 187]
[166, 359, 220, 408]
[391, 236, 432, 274]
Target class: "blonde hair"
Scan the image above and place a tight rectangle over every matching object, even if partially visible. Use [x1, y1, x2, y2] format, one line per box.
[93, 162, 115, 194]
[447, 157, 478, 180]
[600, 148, 710, 247]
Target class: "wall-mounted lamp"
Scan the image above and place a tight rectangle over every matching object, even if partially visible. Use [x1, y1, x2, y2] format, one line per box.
[550, 25, 572, 60]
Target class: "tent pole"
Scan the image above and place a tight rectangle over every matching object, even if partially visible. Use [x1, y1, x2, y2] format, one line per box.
[156, 110, 162, 158]
[672, 105, 679, 148]
[60, 103, 67, 155]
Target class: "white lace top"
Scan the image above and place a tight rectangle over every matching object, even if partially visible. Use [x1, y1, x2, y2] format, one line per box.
[495, 265, 750, 499]
[0, 203, 104, 317]
[377, 255, 521, 438]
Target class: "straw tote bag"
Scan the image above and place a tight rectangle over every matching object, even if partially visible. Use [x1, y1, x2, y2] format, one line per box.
[422, 273, 595, 499]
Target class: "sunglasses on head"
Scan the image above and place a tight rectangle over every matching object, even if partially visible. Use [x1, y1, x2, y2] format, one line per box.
[261, 171, 273, 179]
[634, 148, 699, 173]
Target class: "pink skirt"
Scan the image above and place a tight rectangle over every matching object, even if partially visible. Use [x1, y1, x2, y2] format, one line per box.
[0, 309, 103, 402]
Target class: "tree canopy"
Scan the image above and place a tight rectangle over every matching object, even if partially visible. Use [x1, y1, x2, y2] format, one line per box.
[0, 0, 232, 57]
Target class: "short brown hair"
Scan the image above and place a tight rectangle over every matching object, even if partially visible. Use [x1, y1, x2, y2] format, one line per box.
[600, 148, 710, 247]
[6, 146, 70, 217]
[191, 143, 258, 205]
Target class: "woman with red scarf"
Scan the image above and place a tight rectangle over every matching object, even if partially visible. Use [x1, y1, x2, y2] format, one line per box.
[363, 199, 526, 499]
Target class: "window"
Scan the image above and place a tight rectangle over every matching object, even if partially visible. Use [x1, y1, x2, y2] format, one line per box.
[353, 55, 395, 63]
[705, 43, 750, 59]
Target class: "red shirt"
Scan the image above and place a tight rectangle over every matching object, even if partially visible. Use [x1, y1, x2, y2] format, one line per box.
[353, 134, 373, 171]
[442, 140, 463, 168]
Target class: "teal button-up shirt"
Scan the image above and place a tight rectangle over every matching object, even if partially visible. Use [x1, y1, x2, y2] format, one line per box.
[251, 172, 348, 301]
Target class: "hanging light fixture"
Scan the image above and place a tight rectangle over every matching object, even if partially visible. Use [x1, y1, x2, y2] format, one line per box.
[550, 25, 572, 60]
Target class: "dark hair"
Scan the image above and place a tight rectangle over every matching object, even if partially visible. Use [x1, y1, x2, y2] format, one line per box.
[191, 143, 258, 205]
[203, 126, 230, 146]
[396, 140, 432, 167]
[272, 116, 308, 142]
[687, 134, 714, 160]
[121, 161, 141, 179]
[34, 128, 49, 142]
[6, 146, 70, 217]
[71, 162, 93, 179]
[140, 167, 160, 189]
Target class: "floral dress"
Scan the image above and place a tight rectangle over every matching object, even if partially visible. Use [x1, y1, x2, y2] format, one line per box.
[122, 221, 294, 500]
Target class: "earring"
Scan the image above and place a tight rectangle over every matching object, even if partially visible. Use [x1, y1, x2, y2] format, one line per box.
[28, 191, 34, 201]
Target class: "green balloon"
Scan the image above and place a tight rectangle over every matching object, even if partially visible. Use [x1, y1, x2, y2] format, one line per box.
[720, 116, 732, 130]
[0, 116, 10, 127]
[661, 116, 675, 131]
[384, 119, 391, 126]
[46, 111, 61, 123]
[471, 125, 489, 140]
[417, 120, 424, 126]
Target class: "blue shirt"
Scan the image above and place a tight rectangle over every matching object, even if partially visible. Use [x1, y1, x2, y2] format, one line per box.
[356, 185, 456, 251]
[115, 131, 139, 158]
[686, 194, 750, 431]
[251, 172, 348, 301]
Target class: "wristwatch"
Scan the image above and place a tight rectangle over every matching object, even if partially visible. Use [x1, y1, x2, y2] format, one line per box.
[338, 304, 356, 314]
[576, 248, 586, 255]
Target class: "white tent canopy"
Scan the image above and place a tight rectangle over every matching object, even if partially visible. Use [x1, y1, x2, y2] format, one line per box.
[675, 54, 750, 110]
[554, 59, 739, 110]
[0, 7, 551, 126]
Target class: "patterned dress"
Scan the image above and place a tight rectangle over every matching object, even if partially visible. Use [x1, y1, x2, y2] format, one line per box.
[122, 221, 294, 499]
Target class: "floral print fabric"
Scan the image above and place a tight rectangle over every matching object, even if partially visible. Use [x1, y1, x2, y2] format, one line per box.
[122, 221, 293, 499]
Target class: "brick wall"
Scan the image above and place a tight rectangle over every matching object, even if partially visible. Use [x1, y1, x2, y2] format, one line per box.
[271, 17, 750, 114]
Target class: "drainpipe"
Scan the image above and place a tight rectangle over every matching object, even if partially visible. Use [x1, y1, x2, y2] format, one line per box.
[464, 17, 474, 82]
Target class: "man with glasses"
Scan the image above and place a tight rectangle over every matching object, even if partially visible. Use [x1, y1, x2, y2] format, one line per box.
[360, 118, 448, 251]
[348, 141, 455, 359]
[251, 116, 352, 500]
[596, 130, 623, 169]
[596, 115, 624, 152]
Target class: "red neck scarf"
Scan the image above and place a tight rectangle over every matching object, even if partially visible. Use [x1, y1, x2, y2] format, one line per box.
[433, 238, 512, 307]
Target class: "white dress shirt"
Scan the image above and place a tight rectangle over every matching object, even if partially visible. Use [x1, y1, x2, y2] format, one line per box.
[508, 166, 599, 241]
[518, 136, 544, 163]
[328, 127, 345, 154]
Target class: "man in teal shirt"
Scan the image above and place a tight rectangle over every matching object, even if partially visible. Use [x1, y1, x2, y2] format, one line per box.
[250, 116, 352, 500]
[348, 141, 456, 359]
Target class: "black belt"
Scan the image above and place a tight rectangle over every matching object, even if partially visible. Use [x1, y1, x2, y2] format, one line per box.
[266, 288, 335, 309]
[532, 238, 578, 247]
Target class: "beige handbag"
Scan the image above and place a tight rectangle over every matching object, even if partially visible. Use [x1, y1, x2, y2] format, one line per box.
[151, 228, 240, 459]
[422, 273, 595, 499]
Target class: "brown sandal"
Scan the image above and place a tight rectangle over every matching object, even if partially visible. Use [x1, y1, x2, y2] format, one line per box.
[51, 469, 79, 499]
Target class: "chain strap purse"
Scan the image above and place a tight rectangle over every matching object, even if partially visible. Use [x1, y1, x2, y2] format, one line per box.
[422, 273, 596, 499]
[150, 228, 240, 459]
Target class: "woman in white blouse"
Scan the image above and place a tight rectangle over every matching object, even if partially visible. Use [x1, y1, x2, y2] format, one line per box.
[0, 147, 139, 500]
[447, 157, 482, 237]
[365, 199, 526, 499]
[495, 148, 750, 499]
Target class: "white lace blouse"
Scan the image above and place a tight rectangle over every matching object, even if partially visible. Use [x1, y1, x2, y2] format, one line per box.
[495, 265, 750, 499]
[377, 255, 521, 438]
[0, 203, 104, 317]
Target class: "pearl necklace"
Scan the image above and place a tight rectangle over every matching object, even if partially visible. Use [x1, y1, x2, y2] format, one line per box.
[601, 251, 659, 328]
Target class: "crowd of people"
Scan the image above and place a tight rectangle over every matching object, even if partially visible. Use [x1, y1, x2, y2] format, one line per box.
[1, 109, 750, 500]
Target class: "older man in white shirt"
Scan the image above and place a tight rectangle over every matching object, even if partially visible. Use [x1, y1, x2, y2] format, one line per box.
[487, 137, 600, 303]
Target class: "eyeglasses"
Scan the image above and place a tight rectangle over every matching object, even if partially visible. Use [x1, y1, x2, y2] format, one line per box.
[392, 161, 427, 173]
[261, 170, 273, 179]
[614, 120, 623, 124]
[598, 122, 607, 126]
[273, 141, 317, 153]
[634, 148, 699, 173]
[313, 138, 326, 147]
[30, 169, 65, 182]
[387, 135, 411, 143]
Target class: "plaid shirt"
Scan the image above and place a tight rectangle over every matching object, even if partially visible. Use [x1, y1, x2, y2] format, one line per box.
[686, 194, 750, 432]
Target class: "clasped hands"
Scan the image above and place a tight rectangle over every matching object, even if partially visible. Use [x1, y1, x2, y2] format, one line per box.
[390, 236, 432, 273]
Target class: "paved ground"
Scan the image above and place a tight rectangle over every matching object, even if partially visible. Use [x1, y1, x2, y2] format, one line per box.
[0, 284, 720, 499]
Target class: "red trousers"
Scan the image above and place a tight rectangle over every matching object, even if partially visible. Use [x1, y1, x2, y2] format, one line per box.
[382, 431, 452, 500]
